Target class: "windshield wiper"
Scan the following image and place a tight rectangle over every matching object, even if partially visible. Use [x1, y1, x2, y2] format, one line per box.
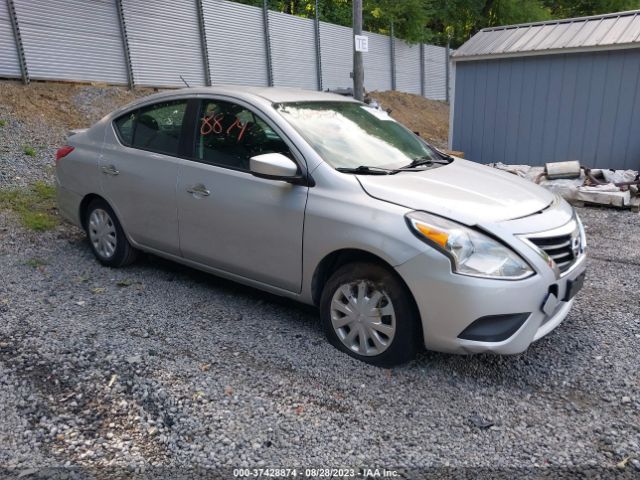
[400, 155, 451, 170]
[336, 166, 395, 175]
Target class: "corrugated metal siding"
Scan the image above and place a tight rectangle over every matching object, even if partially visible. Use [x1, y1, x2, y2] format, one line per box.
[1, 0, 449, 92]
[202, 0, 268, 86]
[452, 49, 640, 170]
[319, 21, 352, 91]
[123, 0, 205, 87]
[424, 45, 447, 100]
[0, 0, 20, 79]
[12, 0, 127, 84]
[269, 11, 317, 89]
[363, 31, 391, 92]
[454, 10, 640, 60]
[394, 39, 421, 95]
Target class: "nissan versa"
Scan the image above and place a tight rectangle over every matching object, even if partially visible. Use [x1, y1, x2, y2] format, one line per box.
[55, 87, 587, 366]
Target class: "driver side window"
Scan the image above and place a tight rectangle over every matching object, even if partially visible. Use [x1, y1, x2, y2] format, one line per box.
[195, 99, 290, 171]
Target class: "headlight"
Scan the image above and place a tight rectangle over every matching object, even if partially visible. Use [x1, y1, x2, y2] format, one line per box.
[406, 211, 534, 280]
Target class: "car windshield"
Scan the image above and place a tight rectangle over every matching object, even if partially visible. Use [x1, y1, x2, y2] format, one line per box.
[273, 101, 442, 170]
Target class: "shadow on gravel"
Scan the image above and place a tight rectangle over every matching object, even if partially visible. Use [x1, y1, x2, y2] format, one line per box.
[127, 249, 319, 317]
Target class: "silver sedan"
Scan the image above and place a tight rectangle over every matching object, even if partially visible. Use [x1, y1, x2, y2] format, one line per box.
[56, 86, 586, 366]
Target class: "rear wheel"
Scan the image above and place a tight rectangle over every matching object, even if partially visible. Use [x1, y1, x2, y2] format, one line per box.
[319, 262, 421, 367]
[84, 199, 137, 267]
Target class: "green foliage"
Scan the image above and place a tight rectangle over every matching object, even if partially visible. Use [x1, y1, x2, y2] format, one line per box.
[0, 119, 6, 127]
[0, 182, 59, 231]
[543, 0, 640, 17]
[23, 145, 37, 157]
[233, 0, 640, 46]
[424, 0, 553, 47]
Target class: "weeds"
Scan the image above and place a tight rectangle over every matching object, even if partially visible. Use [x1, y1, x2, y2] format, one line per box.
[0, 119, 6, 127]
[23, 145, 37, 157]
[0, 182, 58, 231]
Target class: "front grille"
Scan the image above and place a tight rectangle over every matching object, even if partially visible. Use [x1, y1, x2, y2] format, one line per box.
[528, 230, 579, 273]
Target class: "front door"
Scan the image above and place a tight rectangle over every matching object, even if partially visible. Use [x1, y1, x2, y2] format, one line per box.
[177, 98, 308, 292]
[99, 99, 189, 255]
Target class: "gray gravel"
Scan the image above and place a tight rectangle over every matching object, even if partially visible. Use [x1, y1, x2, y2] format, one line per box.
[0, 201, 639, 477]
[0, 110, 61, 188]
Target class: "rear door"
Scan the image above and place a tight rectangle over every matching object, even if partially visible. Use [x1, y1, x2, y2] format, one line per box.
[100, 99, 190, 255]
[176, 98, 308, 292]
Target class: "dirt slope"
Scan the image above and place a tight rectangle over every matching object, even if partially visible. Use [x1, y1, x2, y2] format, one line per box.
[0, 80, 154, 133]
[369, 90, 449, 148]
[0, 80, 449, 143]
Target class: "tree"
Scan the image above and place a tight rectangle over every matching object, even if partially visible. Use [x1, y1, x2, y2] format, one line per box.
[543, 0, 640, 17]
[425, 0, 552, 47]
[232, 0, 640, 47]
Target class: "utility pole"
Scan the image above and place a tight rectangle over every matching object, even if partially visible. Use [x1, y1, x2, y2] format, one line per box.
[352, 0, 364, 101]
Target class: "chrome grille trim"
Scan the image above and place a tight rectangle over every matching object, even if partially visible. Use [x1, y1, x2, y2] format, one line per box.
[520, 218, 584, 277]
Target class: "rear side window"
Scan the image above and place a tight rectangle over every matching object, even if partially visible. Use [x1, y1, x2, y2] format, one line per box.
[114, 100, 188, 157]
[114, 111, 136, 146]
[133, 100, 188, 156]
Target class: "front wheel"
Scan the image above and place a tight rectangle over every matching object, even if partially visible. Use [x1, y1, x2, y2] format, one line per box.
[84, 198, 138, 268]
[319, 262, 421, 367]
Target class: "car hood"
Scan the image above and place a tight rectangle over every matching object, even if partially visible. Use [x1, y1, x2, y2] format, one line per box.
[357, 158, 554, 225]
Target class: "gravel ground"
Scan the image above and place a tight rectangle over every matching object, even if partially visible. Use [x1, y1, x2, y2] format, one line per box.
[0, 202, 639, 478]
[0, 111, 60, 188]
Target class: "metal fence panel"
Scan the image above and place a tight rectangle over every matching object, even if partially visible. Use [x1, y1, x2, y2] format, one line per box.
[202, 0, 268, 86]
[123, 0, 206, 87]
[269, 11, 317, 89]
[0, 0, 20, 79]
[363, 31, 391, 92]
[1, 0, 449, 95]
[395, 39, 421, 94]
[424, 44, 447, 100]
[12, 0, 127, 84]
[319, 21, 351, 91]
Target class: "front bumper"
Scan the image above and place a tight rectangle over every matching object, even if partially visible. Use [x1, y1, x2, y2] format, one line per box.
[396, 248, 587, 355]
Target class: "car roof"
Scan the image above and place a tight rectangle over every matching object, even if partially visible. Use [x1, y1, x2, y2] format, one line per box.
[204, 85, 357, 103]
[116, 85, 357, 115]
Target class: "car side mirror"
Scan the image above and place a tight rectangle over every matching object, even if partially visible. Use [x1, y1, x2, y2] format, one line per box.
[250, 153, 300, 183]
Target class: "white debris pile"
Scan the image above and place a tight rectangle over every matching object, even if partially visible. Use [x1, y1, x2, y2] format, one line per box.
[488, 162, 640, 209]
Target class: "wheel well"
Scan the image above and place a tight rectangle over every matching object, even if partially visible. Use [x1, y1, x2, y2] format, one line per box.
[78, 193, 104, 230]
[311, 249, 396, 305]
[311, 248, 424, 342]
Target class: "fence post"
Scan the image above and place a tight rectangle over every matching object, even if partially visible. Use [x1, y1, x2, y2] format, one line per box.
[6, 0, 29, 84]
[389, 22, 396, 91]
[314, 0, 322, 91]
[419, 43, 425, 97]
[262, 0, 274, 86]
[195, 0, 211, 86]
[445, 39, 450, 103]
[115, 0, 134, 89]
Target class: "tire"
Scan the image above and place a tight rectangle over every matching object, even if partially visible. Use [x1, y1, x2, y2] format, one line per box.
[319, 262, 421, 367]
[84, 198, 138, 268]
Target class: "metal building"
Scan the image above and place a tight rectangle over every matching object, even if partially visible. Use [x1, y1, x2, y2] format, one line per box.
[449, 10, 640, 170]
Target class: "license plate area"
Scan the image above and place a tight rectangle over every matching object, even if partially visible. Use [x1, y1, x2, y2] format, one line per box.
[563, 272, 585, 302]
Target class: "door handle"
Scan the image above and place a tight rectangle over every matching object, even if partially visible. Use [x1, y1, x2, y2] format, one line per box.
[101, 165, 120, 176]
[186, 184, 210, 197]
